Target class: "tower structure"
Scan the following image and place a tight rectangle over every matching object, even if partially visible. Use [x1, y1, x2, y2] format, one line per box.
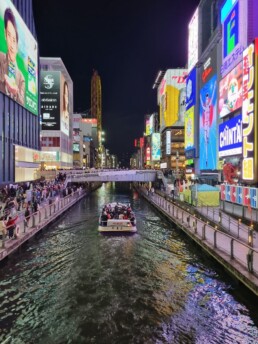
[91, 70, 102, 148]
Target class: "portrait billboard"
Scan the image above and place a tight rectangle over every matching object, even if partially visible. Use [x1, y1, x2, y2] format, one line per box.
[185, 106, 194, 151]
[151, 133, 161, 161]
[145, 118, 150, 136]
[188, 8, 198, 72]
[0, 0, 38, 114]
[40, 71, 60, 130]
[220, 0, 247, 77]
[149, 114, 154, 134]
[219, 62, 243, 118]
[186, 68, 196, 110]
[199, 74, 217, 170]
[60, 73, 70, 136]
[219, 114, 242, 157]
[158, 69, 187, 131]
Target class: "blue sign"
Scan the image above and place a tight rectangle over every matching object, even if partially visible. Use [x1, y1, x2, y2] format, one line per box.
[225, 185, 231, 202]
[219, 114, 242, 157]
[186, 68, 196, 110]
[250, 188, 257, 209]
[236, 186, 242, 204]
[223, 2, 239, 59]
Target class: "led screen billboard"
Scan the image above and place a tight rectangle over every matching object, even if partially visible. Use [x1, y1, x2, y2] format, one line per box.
[166, 130, 171, 155]
[60, 73, 70, 136]
[40, 71, 61, 130]
[151, 133, 161, 161]
[185, 106, 194, 151]
[219, 62, 243, 118]
[220, 0, 247, 77]
[186, 68, 196, 110]
[73, 143, 80, 152]
[145, 118, 150, 136]
[188, 8, 198, 72]
[149, 114, 154, 135]
[219, 114, 242, 157]
[158, 69, 187, 131]
[199, 75, 217, 170]
[0, 0, 38, 114]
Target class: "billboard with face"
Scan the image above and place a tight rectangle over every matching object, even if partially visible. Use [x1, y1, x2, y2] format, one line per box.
[40, 71, 60, 130]
[158, 69, 187, 131]
[220, 0, 247, 77]
[60, 73, 70, 136]
[219, 62, 243, 118]
[0, 0, 38, 114]
[199, 74, 217, 170]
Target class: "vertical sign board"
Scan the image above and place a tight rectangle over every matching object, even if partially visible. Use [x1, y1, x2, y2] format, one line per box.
[166, 130, 171, 155]
[40, 71, 61, 130]
[185, 107, 194, 152]
[151, 133, 161, 161]
[242, 43, 255, 181]
[188, 8, 198, 72]
[186, 68, 196, 110]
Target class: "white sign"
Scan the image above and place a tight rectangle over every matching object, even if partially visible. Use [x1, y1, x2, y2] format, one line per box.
[188, 8, 199, 72]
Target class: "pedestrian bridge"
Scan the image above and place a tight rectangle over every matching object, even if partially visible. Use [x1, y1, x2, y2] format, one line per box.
[64, 169, 166, 184]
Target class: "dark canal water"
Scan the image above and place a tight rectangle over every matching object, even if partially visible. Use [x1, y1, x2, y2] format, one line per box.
[0, 183, 258, 344]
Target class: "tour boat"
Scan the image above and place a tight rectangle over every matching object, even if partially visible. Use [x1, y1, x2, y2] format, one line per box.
[98, 202, 137, 233]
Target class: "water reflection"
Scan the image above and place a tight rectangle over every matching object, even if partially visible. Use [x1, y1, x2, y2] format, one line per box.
[0, 183, 257, 343]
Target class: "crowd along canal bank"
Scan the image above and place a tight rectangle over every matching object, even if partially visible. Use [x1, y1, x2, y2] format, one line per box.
[0, 182, 102, 263]
[135, 184, 258, 297]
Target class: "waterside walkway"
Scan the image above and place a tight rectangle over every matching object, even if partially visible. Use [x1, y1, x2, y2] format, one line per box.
[137, 185, 258, 297]
[0, 189, 87, 262]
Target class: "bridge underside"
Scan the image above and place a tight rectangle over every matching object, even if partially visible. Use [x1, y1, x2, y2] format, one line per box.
[66, 170, 160, 183]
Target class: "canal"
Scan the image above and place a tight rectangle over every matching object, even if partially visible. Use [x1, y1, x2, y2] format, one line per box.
[0, 183, 258, 344]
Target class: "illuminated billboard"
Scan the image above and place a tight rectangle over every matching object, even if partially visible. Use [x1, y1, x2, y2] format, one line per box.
[219, 114, 242, 157]
[145, 118, 150, 136]
[40, 71, 60, 130]
[185, 106, 194, 151]
[186, 68, 196, 110]
[219, 62, 243, 118]
[166, 130, 171, 155]
[242, 42, 255, 181]
[158, 69, 187, 131]
[220, 0, 247, 77]
[199, 75, 217, 170]
[188, 8, 198, 72]
[149, 114, 154, 134]
[73, 143, 80, 152]
[0, 0, 38, 114]
[151, 133, 161, 161]
[60, 73, 70, 136]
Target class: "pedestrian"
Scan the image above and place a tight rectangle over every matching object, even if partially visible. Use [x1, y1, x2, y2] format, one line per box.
[171, 184, 175, 200]
[5, 215, 18, 239]
[24, 206, 30, 228]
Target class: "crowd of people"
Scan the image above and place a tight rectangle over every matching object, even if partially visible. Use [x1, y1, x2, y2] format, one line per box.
[0, 172, 84, 240]
[100, 203, 136, 226]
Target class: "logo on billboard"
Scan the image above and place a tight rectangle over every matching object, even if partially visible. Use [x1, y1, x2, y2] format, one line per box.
[186, 68, 196, 110]
[223, 2, 239, 58]
[219, 114, 242, 157]
[43, 75, 55, 89]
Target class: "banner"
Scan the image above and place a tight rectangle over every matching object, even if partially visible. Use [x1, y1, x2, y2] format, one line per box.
[0, 0, 38, 114]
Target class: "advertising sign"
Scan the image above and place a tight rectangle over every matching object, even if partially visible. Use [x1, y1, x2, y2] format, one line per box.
[149, 114, 154, 134]
[40, 71, 60, 130]
[188, 8, 198, 72]
[0, 0, 38, 114]
[145, 118, 150, 136]
[60, 73, 70, 136]
[199, 74, 217, 170]
[242, 43, 255, 181]
[186, 68, 196, 110]
[221, 0, 247, 77]
[73, 143, 80, 152]
[146, 146, 151, 164]
[219, 62, 243, 118]
[158, 69, 187, 131]
[185, 106, 194, 151]
[166, 130, 171, 155]
[200, 49, 217, 88]
[219, 114, 242, 157]
[151, 133, 161, 161]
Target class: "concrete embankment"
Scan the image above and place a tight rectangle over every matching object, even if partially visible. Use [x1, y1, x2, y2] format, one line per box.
[136, 185, 258, 297]
[0, 188, 90, 262]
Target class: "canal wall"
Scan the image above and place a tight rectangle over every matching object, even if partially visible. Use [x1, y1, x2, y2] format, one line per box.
[0, 187, 91, 262]
[136, 185, 258, 297]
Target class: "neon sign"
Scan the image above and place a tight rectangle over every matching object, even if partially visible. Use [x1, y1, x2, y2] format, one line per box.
[242, 43, 254, 181]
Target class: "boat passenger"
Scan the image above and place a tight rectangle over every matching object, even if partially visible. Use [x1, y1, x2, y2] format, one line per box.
[101, 211, 108, 226]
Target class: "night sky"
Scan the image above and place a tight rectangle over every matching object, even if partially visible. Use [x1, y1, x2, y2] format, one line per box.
[32, 0, 200, 161]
